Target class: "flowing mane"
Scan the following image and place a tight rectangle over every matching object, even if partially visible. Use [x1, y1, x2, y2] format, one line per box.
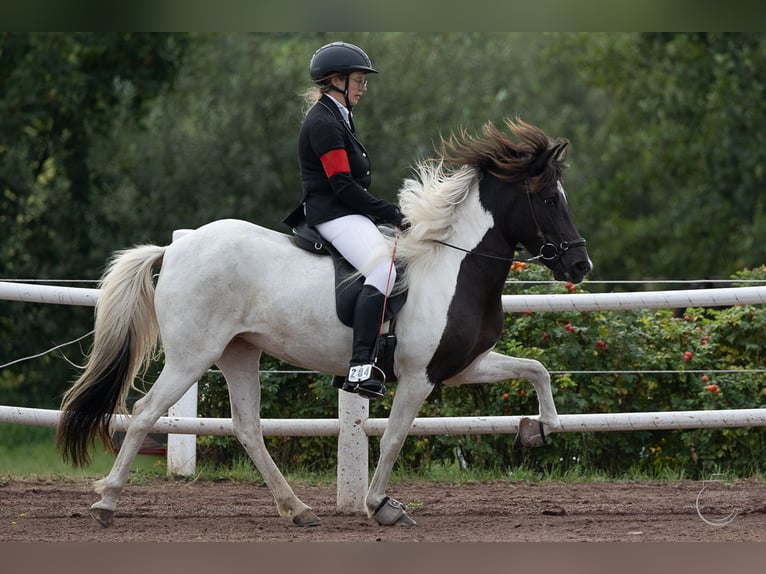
[396, 118, 569, 264]
[440, 118, 569, 190]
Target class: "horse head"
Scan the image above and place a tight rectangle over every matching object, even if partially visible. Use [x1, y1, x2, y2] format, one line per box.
[440, 118, 592, 284]
[516, 171, 592, 284]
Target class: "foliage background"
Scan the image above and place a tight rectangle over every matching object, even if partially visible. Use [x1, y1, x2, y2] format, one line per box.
[1, 33, 765, 476]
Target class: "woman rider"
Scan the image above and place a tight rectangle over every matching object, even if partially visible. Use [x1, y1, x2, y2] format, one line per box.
[284, 41, 405, 399]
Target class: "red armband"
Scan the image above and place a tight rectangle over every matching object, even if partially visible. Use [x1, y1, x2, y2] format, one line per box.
[320, 149, 351, 178]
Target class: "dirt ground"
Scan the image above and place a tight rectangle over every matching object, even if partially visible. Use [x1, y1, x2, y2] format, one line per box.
[1, 476, 765, 542]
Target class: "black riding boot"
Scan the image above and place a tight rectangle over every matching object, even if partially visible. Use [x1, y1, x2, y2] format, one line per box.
[341, 284, 387, 399]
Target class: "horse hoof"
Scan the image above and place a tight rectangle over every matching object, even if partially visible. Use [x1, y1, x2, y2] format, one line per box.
[373, 496, 417, 526]
[514, 417, 547, 448]
[293, 508, 322, 527]
[89, 507, 115, 528]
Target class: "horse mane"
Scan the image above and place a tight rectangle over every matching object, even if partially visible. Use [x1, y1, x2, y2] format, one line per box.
[394, 118, 569, 269]
[439, 117, 569, 191]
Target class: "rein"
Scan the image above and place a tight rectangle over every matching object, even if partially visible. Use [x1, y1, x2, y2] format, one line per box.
[434, 239, 583, 264]
[378, 233, 399, 335]
[434, 239, 520, 263]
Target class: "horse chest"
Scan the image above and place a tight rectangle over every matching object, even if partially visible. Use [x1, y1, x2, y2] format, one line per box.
[424, 262, 506, 384]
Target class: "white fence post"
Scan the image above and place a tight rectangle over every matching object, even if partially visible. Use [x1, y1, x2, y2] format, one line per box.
[166, 383, 198, 475]
[165, 229, 198, 476]
[336, 391, 369, 513]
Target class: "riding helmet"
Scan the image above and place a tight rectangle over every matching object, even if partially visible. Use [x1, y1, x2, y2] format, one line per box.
[309, 41, 378, 83]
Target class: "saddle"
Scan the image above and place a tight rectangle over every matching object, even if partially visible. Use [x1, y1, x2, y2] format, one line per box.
[289, 221, 407, 383]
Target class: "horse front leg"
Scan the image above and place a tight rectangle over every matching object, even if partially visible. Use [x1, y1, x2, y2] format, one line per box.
[366, 374, 433, 526]
[444, 350, 561, 446]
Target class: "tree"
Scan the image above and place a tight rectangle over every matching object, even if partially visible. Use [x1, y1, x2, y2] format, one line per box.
[557, 33, 766, 281]
[0, 33, 187, 407]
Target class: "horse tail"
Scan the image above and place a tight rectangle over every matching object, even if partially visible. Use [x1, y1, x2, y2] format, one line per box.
[56, 244, 166, 466]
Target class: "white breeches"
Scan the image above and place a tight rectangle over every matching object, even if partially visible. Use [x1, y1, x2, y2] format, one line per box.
[316, 215, 396, 295]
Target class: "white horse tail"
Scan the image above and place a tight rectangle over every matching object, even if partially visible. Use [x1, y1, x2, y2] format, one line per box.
[56, 244, 166, 466]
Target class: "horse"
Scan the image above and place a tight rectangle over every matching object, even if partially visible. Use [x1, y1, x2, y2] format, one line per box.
[56, 118, 592, 528]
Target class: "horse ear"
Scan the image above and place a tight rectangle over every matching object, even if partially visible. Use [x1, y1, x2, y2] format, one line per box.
[551, 140, 569, 162]
[531, 142, 568, 176]
[529, 144, 557, 176]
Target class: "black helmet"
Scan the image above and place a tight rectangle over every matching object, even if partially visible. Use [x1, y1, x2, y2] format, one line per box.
[309, 41, 378, 83]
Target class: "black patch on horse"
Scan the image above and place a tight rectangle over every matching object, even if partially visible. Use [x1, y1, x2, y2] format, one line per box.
[425, 228, 510, 384]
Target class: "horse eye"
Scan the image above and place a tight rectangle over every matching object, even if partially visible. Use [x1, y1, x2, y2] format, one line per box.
[543, 197, 556, 207]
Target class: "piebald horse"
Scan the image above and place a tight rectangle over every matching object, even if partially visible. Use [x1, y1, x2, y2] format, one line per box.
[56, 118, 592, 527]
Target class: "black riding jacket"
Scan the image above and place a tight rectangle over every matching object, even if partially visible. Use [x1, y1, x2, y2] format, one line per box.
[290, 94, 402, 228]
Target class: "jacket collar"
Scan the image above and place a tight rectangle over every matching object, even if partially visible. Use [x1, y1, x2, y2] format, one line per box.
[318, 94, 355, 133]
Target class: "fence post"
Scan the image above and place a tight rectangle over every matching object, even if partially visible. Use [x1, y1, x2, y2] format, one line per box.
[336, 390, 369, 513]
[166, 383, 198, 475]
[166, 229, 198, 477]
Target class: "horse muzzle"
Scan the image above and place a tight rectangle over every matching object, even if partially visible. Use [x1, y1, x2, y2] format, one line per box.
[541, 238, 591, 284]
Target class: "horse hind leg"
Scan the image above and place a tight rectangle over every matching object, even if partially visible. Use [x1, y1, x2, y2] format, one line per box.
[216, 338, 320, 526]
[89, 362, 206, 527]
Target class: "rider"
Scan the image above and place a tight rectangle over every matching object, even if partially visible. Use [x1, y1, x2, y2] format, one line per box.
[284, 41, 405, 400]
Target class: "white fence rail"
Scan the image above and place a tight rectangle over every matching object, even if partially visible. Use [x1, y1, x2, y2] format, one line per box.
[2, 272, 766, 511]
[5, 404, 766, 435]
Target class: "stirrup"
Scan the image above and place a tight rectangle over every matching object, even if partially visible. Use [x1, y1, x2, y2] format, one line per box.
[342, 379, 386, 400]
[333, 374, 386, 399]
[342, 364, 386, 399]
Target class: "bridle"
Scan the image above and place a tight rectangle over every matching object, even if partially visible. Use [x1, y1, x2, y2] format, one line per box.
[523, 186, 587, 263]
[434, 180, 586, 265]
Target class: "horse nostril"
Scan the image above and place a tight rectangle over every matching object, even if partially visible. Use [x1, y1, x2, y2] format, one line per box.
[575, 260, 592, 275]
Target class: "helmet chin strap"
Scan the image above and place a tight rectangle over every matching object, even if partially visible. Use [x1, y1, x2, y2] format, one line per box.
[328, 76, 353, 111]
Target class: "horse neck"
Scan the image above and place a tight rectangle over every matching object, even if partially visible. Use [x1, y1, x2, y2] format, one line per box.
[399, 180, 504, 292]
[446, 184, 497, 252]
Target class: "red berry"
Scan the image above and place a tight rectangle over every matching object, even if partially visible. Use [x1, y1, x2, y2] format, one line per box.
[683, 351, 693, 362]
[701, 374, 710, 383]
[705, 384, 720, 394]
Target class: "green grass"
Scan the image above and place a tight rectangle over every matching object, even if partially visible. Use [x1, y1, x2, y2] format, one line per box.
[0, 424, 166, 479]
[3, 425, 762, 485]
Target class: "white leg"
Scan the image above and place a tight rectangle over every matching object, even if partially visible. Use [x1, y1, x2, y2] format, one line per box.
[216, 339, 319, 526]
[444, 350, 561, 433]
[366, 374, 433, 523]
[90, 363, 205, 526]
